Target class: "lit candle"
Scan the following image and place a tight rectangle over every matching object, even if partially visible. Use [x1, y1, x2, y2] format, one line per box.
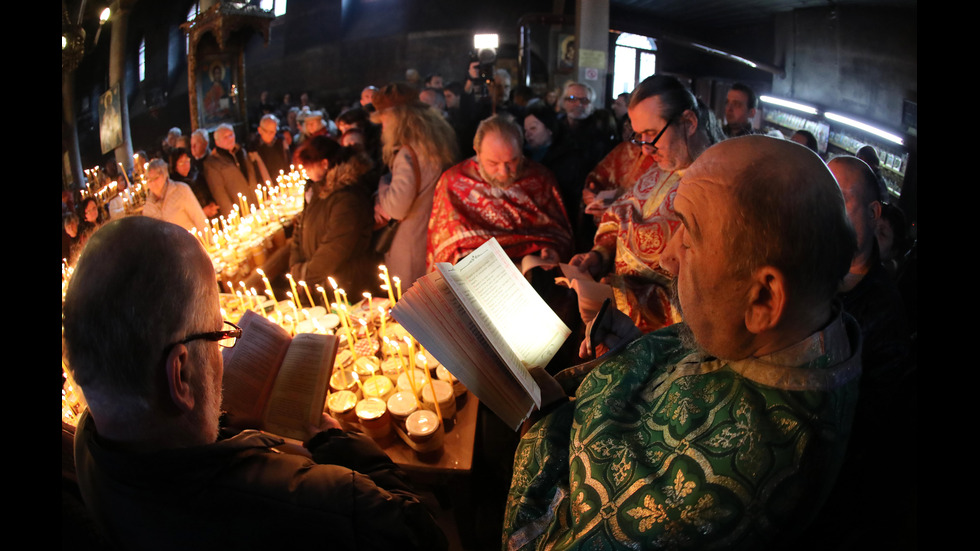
[285, 273, 301, 310]
[379, 265, 396, 305]
[378, 305, 387, 346]
[286, 291, 300, 320]
[393, 276, 402, 302]
[299, 280, 315, 308]
[316, 285, 330, 309]
[360, 318, 372, 343]
[257, 268, 275, 299]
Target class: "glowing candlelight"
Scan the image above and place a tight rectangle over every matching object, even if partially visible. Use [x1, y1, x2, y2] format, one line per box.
[285, 273, 301, 309]
[378, 305, 387, 346]
[379, 265, 396, 305]
[299, 280, 315, 308]
[393, 276, 402, 302]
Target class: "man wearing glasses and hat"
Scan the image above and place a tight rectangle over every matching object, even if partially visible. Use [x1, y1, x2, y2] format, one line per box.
[571, 74, 724, 333]
[65, 217, 446, 550]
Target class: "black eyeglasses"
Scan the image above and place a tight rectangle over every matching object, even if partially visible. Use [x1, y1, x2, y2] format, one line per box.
[164, 321, 242, 355]
[630, 118, 674, 148]
[564, 95, 591, 104]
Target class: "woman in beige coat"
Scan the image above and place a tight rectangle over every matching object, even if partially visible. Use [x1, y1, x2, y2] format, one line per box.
[372, 84, 458, 287]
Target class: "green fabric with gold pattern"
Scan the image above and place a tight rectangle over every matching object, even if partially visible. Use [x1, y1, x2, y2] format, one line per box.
[503, 313, 861, 550]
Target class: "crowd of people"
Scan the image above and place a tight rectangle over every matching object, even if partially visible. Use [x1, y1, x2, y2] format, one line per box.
[64, 70, 916, 549]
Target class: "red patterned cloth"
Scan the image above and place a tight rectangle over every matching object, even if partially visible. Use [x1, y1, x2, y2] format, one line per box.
[426, 158, 573, 269]
[585, 141, 656, 194]
[593, 155, 684, 333]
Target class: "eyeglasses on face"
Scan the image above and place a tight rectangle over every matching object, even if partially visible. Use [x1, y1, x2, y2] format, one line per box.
[564, 95, 591, 104]
[629, 118, 674, 148]
[163, 320, 242, 356]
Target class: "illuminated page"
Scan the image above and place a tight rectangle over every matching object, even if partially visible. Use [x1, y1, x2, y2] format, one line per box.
[393, 272, 534, 430]
[442, 239, 570, 403]
[262, 333, 337, 441]
[220, 310, 292, 428]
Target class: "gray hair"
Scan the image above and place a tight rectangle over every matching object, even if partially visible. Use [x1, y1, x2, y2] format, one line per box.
[191, 128, 210, 144]
[474, 114, 524, 154]
[63, 217, 217, 415]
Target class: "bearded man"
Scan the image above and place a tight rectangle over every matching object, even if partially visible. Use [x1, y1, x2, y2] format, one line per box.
[426, 115, 573, 268]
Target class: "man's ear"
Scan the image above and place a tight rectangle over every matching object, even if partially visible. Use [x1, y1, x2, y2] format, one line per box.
[748, 107, 757, 120]
[744, 266, 786, 334]
[682, 108, 699, 137]
[165, 344, 195, 413]
[869, 200, 882, 222]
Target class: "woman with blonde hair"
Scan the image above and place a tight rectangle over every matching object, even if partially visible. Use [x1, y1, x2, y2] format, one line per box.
[373, 83, 459, 286]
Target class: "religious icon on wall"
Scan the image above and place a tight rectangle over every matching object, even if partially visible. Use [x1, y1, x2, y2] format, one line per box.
[557, 34, 576, 74]
[99, 83, 123, 155]
[197, 57, 236, 127]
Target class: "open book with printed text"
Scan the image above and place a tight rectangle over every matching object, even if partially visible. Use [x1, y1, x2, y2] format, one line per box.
[391, 238, 571, 430]
[220, 310, 338, 441]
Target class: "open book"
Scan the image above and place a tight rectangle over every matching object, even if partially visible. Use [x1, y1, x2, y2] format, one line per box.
[391, 238, 571, 430]
[220, 309, 338, 441]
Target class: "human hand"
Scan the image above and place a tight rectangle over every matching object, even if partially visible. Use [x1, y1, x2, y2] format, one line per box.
[373, 202, 390, 228]
[581, 183, 597, 206]
[579, 303, 641, 358]
[307, 412, 342, 440]
[203, 203, 219, 218]
[468, 61, 480, 79]
[540, 247, 560, 263]
[569, 250, 604, 280]
[528, 367, 566, 409]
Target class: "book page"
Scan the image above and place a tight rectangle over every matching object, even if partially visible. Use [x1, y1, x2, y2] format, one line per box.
[453, 239, 570, 371]
[221, 310, 292, 428]
[392, 272, 536, 430]
[261, 333, 338, 441]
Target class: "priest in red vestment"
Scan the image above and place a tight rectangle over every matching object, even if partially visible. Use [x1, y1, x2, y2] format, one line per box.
[426, 115, 573, 269]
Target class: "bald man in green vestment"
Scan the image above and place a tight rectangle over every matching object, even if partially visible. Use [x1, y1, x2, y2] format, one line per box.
[504, 136, 862, 551]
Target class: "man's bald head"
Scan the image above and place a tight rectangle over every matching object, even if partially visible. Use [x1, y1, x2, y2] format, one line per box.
[63, 217, 217, 413]
[702, 136, 855, 307]
[828, 155, 881, 267]
[662, 136, 855, 358]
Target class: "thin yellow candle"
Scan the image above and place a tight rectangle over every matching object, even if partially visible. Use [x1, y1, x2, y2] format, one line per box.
[393, 276, 402, 302]
[404, 337, 419, 396]
[264, 286, 278, 306]
[286, 291, 300, 321]
[422, 355, 443, 423]
[257, 268, 275, 298]
[379, 265, 396, 305]
[378, 306, 387, 349]
[339, 310, 357, 357]
[359, 318, 372, 343]
[299, 280, 315, 308]
[285, 274, 301, 309]
[317, 286, 331, 310]
[338, 289, 351, 312]
[339, 303, 357, 344]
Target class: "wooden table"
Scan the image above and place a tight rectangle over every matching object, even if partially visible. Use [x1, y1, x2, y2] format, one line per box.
[379, 392, 478, 476]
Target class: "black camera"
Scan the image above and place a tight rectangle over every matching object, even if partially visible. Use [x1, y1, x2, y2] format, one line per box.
[468, 48, 496, 84]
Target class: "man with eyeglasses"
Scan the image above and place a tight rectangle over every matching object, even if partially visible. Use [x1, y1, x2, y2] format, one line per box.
[251, 114, 291, 181]
[142, 158, 209, 235]
[65, 217, 447, 550]
[571, 75, 724, 333]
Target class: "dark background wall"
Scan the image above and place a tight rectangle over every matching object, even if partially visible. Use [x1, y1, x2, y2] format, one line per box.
[772, 6, 916, 132]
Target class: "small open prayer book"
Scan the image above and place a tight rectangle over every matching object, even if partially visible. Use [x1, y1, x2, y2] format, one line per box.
[221, 310, 338, 441]
[391, 238, 571, 430]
